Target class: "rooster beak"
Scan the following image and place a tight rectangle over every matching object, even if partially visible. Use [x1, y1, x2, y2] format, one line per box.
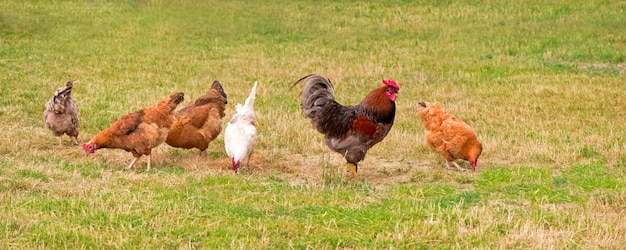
[418, 102, 427, 108]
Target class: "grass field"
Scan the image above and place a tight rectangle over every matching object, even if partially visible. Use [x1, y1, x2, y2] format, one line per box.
[1, 0, 625, 248]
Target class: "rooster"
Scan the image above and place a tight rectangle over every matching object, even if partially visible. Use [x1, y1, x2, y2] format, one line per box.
[166, 80, 228, 155]
[291, 74, 399, 178]
[224, 81, 258, 173]
[44, 80, 80, 145]
[415, 101, 483, 171]
[82, 92, 185, 170]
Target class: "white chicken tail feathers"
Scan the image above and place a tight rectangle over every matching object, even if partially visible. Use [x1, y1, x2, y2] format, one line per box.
[236, 81, 258, 116]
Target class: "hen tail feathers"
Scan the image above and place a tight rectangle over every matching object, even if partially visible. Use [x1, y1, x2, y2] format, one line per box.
[211, 80, 228, 101]
[237, 81, 257, 116]
[170, 92, 185, 105]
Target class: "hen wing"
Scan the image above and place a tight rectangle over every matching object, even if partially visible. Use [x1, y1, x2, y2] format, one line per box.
[440, 119, 476, 156]
[67, 99, 80, 130]
[109, 111, 145, 136]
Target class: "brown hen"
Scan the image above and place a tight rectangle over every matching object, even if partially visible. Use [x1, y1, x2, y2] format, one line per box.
[416, 102, 483, 171]
[82, 92, 184, 170]
[166, 81, 227, 155]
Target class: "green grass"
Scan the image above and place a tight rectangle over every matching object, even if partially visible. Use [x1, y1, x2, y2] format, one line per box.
[1, 0, 626, 248]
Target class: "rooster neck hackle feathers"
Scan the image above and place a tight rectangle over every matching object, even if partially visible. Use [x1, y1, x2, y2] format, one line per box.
[358, 86, 397, 124]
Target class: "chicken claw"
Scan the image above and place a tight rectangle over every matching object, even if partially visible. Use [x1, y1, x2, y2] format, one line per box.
[445, 161, 466, 171]
[127, 157, 140, 170]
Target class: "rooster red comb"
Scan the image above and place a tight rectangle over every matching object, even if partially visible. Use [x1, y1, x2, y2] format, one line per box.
[382, 79, 400, 90]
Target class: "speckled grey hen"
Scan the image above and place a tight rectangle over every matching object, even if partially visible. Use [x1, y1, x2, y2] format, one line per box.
[44, 80, 80, 145]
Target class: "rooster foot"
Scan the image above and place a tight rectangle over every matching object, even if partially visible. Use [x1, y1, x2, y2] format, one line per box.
[347, 163, 358, 178]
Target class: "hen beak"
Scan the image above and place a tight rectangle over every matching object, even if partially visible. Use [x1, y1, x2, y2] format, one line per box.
[418, 102, 427, 108]
[470, 160, 477, 171]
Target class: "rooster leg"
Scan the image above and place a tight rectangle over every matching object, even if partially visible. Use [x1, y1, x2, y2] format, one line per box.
[127, 157, 140, 170]
[348, 163, 358, 178]
[71, 136, 79, 145]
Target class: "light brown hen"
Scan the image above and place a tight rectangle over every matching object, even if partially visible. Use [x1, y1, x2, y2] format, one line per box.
[416, 102, 482, 171]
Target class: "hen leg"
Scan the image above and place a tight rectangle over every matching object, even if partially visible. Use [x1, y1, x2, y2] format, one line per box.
[198, 150, 207, 157]
[445, 161, 466, 171]
[239, 154, 252, 173]
[245, 154, 252, 168]
[127, 157, 140, 170]
[71, 136, 79, 145]
[348, 163, 358, 178]
[452, 161, 466, 171]
[57, 136, 63, 146]
[146, 154, 152, 171]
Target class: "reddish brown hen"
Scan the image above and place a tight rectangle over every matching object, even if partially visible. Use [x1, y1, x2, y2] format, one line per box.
[416, 102, 483, 171]
[291, 74, 399, 178]
[166, 81, 227, 155]
[82, 92, 184, 170]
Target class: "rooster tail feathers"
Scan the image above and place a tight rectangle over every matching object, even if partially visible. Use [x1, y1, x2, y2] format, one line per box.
[292, 74, 336, 121]
[294, 74, 335, 106]
[237, 81, 257, 114]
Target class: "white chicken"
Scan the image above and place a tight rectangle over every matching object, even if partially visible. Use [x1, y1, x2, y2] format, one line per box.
[224, 81, 258, 173]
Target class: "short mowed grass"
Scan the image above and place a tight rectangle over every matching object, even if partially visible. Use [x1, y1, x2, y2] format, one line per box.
[1, 0, 626, 248]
